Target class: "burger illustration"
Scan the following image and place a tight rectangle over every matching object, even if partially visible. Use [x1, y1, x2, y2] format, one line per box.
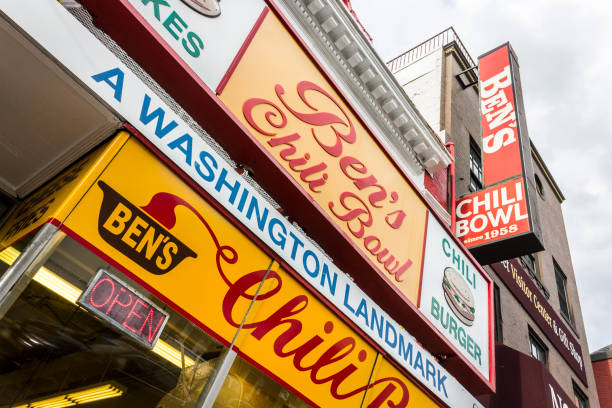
[442, 267, 475, 326]
[180, 0, 221, 17]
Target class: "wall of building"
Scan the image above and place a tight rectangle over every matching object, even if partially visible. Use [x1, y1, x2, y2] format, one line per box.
[394, 49, 445, 139]
[442, 47, 481, 199]
[527, 151, 598, 404]
[593, 359, 612, 408]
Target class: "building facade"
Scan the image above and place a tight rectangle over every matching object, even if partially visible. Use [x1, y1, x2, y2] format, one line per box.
[591, 345, 612, 408]
[0, 1, 492, 407]
[0, 1, 597, 407]
[388, 28, 599, 408]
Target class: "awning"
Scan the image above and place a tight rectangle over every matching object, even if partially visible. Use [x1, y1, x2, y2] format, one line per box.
[481, 344, 577, 408]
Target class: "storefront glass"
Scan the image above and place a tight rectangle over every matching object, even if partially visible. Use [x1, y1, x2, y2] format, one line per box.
[208, 356, 310, 408]
[0, 233, 311, 408]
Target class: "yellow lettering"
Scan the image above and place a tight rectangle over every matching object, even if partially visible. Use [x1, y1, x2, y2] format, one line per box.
[121, 216, 148, 248]
[135, 227, 165, 260]
[156, 242, 178, 270]
[103, 203, 132, 235]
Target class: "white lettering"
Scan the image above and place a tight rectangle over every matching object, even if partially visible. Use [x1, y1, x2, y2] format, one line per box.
[470, 214, 488, 233]
[456, 220, 469, 237]
[500, 186, 517, 206]
[456, 199, 472, 218]
[485, 103, 515, 130]
[481, 89, 508, 115]
[472, 194, 491, 214]
[487, 205, 513, 227]
[480, 66, 512, 98]
[483, 128, 516, 154]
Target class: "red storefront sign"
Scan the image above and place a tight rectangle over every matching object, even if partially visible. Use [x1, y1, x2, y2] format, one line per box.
[479, 44, 523, 186]
[456, 177, 530, 247]
[456, 43, 544, 264]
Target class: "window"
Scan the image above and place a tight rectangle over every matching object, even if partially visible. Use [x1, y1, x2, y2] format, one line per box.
[529, 329, 548, 366]
[520, 253, 539, 278]
[573, 382, 589, 408]
[535, 173, 545, 199]
[520, 254, 550, 299]
[554, 260, 574, 324]
[469, 137, 483, 192]
[494, 284, 503, 343]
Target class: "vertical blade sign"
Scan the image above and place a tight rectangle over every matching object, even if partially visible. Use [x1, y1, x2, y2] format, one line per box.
[479, 44, 522, 186]
[455, 43, 544, 264]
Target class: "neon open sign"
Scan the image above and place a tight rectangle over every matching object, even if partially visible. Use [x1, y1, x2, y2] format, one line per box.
[78, 269, 168, 349]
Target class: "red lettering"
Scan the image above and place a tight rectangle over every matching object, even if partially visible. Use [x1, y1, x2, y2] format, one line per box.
[89, 277, 115, 309]
[105, 288, 133, 315]
[267, 134, 329, 193]
[139, 307, 166, 343]
[222, 269, 283, 328]
[329, 192, 372, 238]
[276, 82, 356, 157]
[385, 208, 406, 229]
[123, 298, 148, 333]
[242, 98, 287, 136]
[340, 156, 367, 178]
[338, 156, 389, 208]
[221, 269, 408, 407]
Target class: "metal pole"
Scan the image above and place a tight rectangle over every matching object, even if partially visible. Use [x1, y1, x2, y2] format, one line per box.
[194, 258, 276, 408]
[0, 223, 64, 318]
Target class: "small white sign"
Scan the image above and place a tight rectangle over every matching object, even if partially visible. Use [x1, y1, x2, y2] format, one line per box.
[420, 215, 491, 380]
[126, 0, 265, 91]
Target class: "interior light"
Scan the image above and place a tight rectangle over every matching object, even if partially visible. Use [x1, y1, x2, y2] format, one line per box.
[9, 382, 123, 407]
[0, 247, 81, 304]
[0, 246, 195, 370]
[0, 246, 20, 265]
[67, 383, 123, 404]
[32, 267, 81, 304]
[152, 338, 195, 368]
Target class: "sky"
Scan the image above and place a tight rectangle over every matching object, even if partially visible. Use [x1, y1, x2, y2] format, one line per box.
[350, 0, 612, 353]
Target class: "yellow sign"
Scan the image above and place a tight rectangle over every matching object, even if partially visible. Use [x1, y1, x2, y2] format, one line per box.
[63, 135, 439, 408]
[0, 133, 128, 249]
[218, 11, 428, 304]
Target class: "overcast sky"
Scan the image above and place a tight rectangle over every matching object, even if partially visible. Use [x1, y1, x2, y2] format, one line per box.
[351, 0, 611, 353]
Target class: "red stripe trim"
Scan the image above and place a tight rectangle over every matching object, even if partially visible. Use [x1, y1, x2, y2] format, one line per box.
[216, 7, 269, 95]
[416, 211, 430, 309]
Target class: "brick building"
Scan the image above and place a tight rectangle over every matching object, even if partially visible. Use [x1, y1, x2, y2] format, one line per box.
[592, 345, 612, 408]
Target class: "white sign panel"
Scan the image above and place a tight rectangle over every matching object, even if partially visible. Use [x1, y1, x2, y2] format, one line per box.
[0, 2, 486, 406]
[421, 215, 491, 379]
[126, 0, 265, 91]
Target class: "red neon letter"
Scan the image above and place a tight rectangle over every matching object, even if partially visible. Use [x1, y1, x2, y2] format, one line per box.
[105, 288, 133, 315]
[123, 298, 148, 333]
[89, 277, 115, 309]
